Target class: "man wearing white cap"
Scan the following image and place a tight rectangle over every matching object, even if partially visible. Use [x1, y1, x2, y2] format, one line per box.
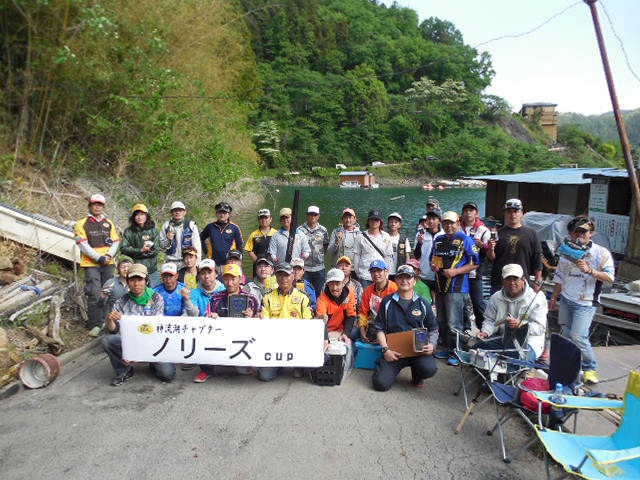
[328, 207, 362, 269]
[74, 193, 120, 333]
[431, 211, 479, 366]
[244, 208, 277, 274]
[159, 201, 201, 269]
[267, 207, 310, 264]
[153, 262, 199, 317]
[487, 198, 542, 294]
[387, 212, 410, 280]
[298, 205, 329, 296]
[476, 264, 547, 360]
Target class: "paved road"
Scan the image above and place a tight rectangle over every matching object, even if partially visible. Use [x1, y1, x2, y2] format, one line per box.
[1, 345, 547, 480]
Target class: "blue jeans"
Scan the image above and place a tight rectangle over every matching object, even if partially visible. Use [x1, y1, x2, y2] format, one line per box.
[102, 334, 175, 381]
[467, 276, 486, 330]
[257, 367, 280, 382]
[435, 292, 468, 351]
[304, 270, 326, 298]
[558, 296, 597, 371]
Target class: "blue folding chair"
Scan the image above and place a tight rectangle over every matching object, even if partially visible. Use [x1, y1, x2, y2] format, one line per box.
[486, 333, 582, 463]
[536, 370, 640, 479]
[453, 324, 530, 434]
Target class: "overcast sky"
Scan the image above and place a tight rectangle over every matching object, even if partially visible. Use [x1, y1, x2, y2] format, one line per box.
[397, 0, 640, 115]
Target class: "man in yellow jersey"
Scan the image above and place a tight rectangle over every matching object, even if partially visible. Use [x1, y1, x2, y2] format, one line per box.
[259, 262, 312, 381]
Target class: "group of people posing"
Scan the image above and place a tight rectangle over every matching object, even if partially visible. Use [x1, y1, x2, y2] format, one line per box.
[74, 193, 614, 390]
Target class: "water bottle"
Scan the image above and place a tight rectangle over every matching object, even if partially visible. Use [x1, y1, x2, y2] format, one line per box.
[551, 383, 566, 405]
[549, 382, 567, 428]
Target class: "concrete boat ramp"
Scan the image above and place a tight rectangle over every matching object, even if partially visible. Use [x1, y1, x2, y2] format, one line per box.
[0, 341, 637, 480]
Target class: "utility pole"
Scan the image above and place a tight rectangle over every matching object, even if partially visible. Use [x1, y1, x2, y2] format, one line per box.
[584, 0, 640, 215]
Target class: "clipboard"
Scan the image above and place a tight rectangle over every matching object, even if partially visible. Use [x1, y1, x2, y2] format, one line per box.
[387, 330, 423, 358]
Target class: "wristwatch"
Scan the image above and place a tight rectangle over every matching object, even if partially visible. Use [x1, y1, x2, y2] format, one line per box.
[381, 346, 389, 354]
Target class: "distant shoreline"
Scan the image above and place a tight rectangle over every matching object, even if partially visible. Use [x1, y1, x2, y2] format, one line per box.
[261, 176, 485, 188]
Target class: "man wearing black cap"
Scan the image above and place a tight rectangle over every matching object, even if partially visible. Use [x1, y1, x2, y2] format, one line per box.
[200, 202, 243, 272]
[487, 198, 542, 294]
[461, 201, 490, 330]
[352, 209, 393, 288]
[413, 209, 444, 293]
[246, 257, 276, 305]
[372, 265, 438, 391]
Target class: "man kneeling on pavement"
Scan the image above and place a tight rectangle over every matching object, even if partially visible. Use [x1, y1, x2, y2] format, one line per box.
[102, 263, 175, 386]
[372, 265, 438, 391]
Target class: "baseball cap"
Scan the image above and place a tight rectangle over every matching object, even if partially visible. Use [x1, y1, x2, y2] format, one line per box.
[182, 246, 198, 258]
[290, 258, 305, 268]
[215, 202, 232, 213]
[502, 264, 524, 279]
[279, 207, 292, 217]
[336, 255, 352, 266]
[161, 263, 178, 275]
[342, 208, 356, 217]
[256, 257, 274, 267]
[89, 193, 106, 205]
[396, 265, 416, 278]
[226, 249, 243, 260]
[388, 212, 403, 221]
[462, 201, 478, 211]
[127, 263, 148, 279]
[275, 262, 293, 275]
[198, 258, 216, 271]
[426, 208, 442, 219]
[442, 211, 459, 223]
[170, 201, 186, 211]
[367, 209, 383, 221]
[307, 205, 320, 215]
[504, 198, 523, 210]
[131, 203, 149, 213]
[116, 255, 133, 266]
[426, 197, 440, 207]
[326, 268, 345, 284]
[222, 264, 242, 277]
[569, 217, 594, 232]
[369, 259, 387, 271]
[406, 258, 420, 270]
[258, 208, 271, 217]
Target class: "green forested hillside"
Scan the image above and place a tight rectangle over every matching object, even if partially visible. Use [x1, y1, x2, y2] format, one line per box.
[239, 0, 580, 176]
[1, 1, 259, 207]
[558, 110, 640, 148]
[1, 0, 616, 198]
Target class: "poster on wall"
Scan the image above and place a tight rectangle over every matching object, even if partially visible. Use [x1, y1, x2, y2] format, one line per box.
[588, 179, 608, 213]
[589, 211, 629, 255]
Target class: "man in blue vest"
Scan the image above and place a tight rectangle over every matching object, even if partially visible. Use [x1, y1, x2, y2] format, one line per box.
[153, 263, 199, 317]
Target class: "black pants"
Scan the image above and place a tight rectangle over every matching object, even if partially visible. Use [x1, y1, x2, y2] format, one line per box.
[372, 355, 437, 391]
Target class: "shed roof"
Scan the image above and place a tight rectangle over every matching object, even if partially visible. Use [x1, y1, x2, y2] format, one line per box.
[339, 171, 369, 176]
[465, 168, 627, 185]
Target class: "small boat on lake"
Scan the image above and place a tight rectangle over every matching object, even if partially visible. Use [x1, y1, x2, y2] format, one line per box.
[340, 181, 361, 189]
[390, 194, 405, 201]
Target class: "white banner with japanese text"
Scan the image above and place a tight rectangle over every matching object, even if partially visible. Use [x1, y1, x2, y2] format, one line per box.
[120, 316, 325, 367]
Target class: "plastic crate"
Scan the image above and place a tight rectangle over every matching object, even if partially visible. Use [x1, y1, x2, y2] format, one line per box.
[309, 354, 345, 386]
[354, 340, 382, 370]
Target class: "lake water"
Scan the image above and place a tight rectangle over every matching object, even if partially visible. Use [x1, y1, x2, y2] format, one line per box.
[233, 185, 486, 242]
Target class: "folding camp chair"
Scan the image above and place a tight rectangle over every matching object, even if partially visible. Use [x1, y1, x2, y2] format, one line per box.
[536, 370, 639, 479]
[486, 333, 582, 463]
[453, 324, 530, 433]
